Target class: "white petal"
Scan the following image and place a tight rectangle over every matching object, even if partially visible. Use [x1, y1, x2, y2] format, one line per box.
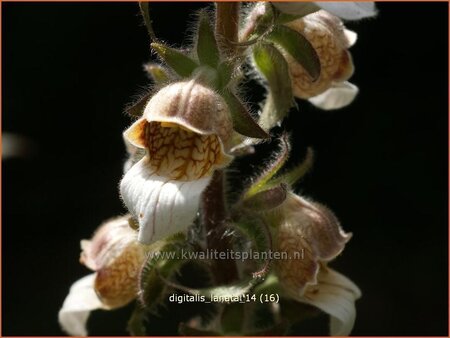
[58, 274, 105, 336]
[120, 158, 211, 244]
[308, 82, 359, 110]
[299, 268, 361, 336]
[344, 29, 358, 47]
[315, 2, 377, 20]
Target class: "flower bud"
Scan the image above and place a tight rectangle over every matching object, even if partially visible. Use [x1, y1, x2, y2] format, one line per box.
[80, 216, 145, 309]
[272, 193, 351, 296]
[283, 10, 356, 99]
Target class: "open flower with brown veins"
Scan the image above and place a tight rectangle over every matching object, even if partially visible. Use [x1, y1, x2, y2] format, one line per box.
[271, 193, 360, 335]
[120, 79, 234, 245]
[58, 216, 145, 336]
[282, 10, 360, 110]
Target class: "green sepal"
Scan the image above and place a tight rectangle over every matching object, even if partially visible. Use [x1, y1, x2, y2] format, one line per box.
[217, 61, 234, 89]
[191, 65, 220, 90]
[272, 3, 320, 24]
[241, 183, 287, 211]
[253, 43, 294, 125]
[231, 216, 272, 278]
[151, 42, 199, 78]
[125, 91, 152, 118]
[244, 134, 290, 198]
[267, 147, 314, 188]
[266, 25, 321, 81]
[222, 90, 270, 139]
[138, 233, 189, 310]
[197, 11, 220, 68]
[253, 273, 284, 295]
[144, 63, 171, 84]
[247, 3, 276, 40]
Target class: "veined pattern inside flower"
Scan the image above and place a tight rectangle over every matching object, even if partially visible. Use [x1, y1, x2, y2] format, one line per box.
[144, 122, 223, 181]
[284, 11, 354, 99]
[275, 223, 319, 295]
[94, 242, 144, 309]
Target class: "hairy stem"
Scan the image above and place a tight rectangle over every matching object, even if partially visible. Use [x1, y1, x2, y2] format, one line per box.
[201, 171, 238, 284]
[198, 2, 241, 285]
[215, 2, 240, 56]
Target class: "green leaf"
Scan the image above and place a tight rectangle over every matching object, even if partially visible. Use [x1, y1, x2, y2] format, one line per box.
[197, 11, 220, 67]
[244, 134, 290, 198]
[266, 25, 321, 81]
[138, 2, 157, 41]
[241, 183, 287, 211]
[151, 42, 199, 78]
[253, 43, 294, 125]
[222, 90, 270, 139]
[125, 91, 152, 117]
[144, 63, 171, 84]
[268, 147, 314, 188]
[231, 216, 272, 278]
[217, 61, 234, 89]
[272, 3, 320, 23]
[138, 233, 189, 309]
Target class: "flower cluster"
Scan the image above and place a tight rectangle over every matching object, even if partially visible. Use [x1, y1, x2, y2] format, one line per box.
[59, 2, 376, 336]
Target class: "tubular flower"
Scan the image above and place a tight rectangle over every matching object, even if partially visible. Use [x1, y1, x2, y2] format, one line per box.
[272, 193, 359, 335]
[283, 10, 359, 110]
[58, 216, 145, 336]
[120, 79, 233, 245]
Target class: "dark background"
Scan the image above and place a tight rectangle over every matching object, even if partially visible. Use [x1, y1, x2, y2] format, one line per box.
[2, 2, 448, 336]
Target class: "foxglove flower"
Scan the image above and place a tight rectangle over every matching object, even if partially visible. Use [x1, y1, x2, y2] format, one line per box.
[120, 79, 233, 245]
[282, 10, 359, 110]
[272, 193, 359, 335]
[58, 216, 145, 336]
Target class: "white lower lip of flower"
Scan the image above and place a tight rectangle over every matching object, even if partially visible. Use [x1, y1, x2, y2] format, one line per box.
[308, 81, 359, 110]
[58, 274, 105, 336]
[298, 267, 361, 336]
[120, 157, 212, 244]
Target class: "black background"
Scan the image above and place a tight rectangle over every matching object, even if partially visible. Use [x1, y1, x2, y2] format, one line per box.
[2, 2, 448, 336]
